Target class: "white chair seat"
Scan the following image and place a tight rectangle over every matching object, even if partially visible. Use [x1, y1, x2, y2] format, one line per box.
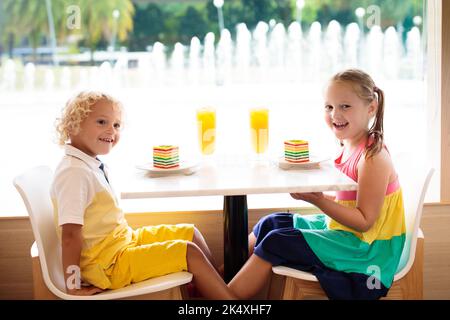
[272, 266, 318, 282]
[58, 271, 192, 300]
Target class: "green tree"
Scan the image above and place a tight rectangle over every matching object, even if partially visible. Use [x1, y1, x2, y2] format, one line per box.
[242, 0, 279, 29]
[178, 6, 208, 44]
[128, 3, 165, 51]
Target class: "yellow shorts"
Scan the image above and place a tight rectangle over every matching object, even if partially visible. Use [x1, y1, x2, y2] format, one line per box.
[107, 223, 195, 289]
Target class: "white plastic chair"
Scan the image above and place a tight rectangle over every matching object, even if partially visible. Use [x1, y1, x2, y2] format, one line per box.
[14, 166, 193, 300]
[271, 167, 434, 300]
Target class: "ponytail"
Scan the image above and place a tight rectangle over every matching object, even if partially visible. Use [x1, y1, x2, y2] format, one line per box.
[365, 86, 385, 159]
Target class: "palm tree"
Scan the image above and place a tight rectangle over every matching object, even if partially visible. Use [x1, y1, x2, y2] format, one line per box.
[0, 0, 68, 62]
[74, 0, 135, 64]
[1, 0, 28, 58]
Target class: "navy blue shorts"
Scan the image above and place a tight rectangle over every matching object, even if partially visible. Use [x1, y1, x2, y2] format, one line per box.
[252, 212, 388, 300]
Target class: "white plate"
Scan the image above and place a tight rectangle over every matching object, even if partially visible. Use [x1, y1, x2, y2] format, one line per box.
[278, 156, 330, 170]
[136, 161, 199, 177]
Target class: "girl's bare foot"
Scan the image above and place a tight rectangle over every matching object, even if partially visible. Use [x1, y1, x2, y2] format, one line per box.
[218, 264, 224, 278]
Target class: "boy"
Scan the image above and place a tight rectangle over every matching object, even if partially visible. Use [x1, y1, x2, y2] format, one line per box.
[52, 91, 235, 299]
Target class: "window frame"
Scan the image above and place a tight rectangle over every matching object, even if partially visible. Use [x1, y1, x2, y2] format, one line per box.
[427, 0, 449, 203]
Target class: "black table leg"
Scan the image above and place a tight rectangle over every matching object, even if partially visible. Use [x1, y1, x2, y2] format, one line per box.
[223, 195, 248, 283]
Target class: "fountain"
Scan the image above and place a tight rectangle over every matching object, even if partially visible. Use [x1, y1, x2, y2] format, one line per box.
[0, 20, 425, 91]
[60, 66, 72, 90]
[151, 41, 167, 86]
[307, 21, 323, 81]
[202, 32, 216, 85]
[1, 59, 16, 91]
[252, 21, 269, 82]
[24, 62, 36, 91]
[325, 20, 344, 75]
[406, 26, 423, 79]
[286, 21, 303, 81]
[188, 37, 202, 85]
[383, 26, 401, 79]
[365, 25, 384, 79]
[170, 42, 185, 86]
[344, 23, 360, 68]
[235, 23, 251, 83]
[216, 29, 233, 85]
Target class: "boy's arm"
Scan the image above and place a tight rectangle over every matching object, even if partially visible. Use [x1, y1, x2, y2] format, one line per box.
[61, 224, 103, 295]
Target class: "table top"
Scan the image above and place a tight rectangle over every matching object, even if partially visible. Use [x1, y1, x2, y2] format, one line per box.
[120, 158, 358, 199]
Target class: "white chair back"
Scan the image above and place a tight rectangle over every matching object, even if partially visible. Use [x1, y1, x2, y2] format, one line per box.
[395, 167, 434, 275]
[13, 166, 67, 295]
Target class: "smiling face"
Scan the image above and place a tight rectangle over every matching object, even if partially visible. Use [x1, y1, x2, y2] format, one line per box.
[69, 99, 122, 157]
[324, 81, 376, 147]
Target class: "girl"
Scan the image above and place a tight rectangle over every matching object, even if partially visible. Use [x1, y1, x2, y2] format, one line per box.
[227, 69, 405, 300]
[52, 91, 236, 299]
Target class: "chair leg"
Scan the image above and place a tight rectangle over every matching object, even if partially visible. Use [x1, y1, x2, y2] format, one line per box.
[267, 273, 286, 300]
[282, 277, 327, 300]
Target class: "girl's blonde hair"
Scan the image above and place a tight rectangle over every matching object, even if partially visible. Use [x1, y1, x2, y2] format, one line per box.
[55, 91, 122, 145]
[330, 69, 385, 160]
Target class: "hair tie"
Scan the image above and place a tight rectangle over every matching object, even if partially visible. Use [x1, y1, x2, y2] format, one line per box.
[369, 130, 383, 138]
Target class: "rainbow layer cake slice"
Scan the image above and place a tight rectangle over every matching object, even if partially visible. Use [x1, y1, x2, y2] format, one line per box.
[284, 140, 309, 163]
[153, 145, 180, 169]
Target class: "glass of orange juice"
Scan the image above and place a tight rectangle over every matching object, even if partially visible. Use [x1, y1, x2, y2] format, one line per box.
[197, 107, 216, 155]
[250, 108, 269, 159]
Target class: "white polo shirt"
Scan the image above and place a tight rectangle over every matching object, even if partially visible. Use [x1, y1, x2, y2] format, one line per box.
[51, 145, 130, 254]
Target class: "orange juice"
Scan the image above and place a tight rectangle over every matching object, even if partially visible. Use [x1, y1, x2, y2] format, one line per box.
[250, 108, 269, 154]
[197, 107, 216, 155]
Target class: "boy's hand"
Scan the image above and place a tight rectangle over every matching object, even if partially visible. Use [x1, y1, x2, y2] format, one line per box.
[290, 192, 324, 204]
[67, 285, 104, 296]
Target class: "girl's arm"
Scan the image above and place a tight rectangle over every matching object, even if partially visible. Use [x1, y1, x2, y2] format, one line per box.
[323, 193, 336, 201]
[61, 224, 103, 295]
[292, 150, 392, 232]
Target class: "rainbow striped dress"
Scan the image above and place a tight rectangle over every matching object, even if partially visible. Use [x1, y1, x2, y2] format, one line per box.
[292, 142, 406, 299]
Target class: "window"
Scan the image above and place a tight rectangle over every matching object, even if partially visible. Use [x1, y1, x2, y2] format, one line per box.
[0, 0, 439, 215]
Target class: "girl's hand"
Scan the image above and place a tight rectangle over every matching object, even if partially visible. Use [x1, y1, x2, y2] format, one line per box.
[290, 192, 324, 204]
[67, 285, 104, 296]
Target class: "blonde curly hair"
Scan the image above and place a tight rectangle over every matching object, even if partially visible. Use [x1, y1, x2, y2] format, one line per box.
[55, 91, 122, 146]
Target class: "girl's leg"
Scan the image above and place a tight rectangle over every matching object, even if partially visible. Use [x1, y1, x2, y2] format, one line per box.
[186, 242, 236, 300]
[248, 232, 257, 256]
[227, 254, 273, 299]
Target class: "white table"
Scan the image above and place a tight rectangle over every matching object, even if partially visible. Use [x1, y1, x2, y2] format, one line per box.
[120, 159, 357, 282]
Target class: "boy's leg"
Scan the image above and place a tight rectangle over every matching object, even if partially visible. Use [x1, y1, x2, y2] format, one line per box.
[191, 227, 218, 270]
[186, 242, 236, 300]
